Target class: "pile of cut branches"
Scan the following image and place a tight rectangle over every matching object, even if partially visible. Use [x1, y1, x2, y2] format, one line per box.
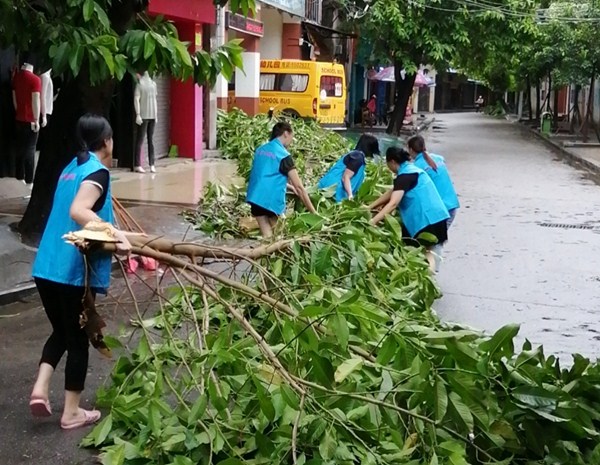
[216, 109, 352, 181]
[86, 196, 600, 465]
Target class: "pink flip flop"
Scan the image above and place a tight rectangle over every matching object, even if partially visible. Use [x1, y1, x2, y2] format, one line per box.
[29, 398, 52, 417]
[60, 409, 102, 430]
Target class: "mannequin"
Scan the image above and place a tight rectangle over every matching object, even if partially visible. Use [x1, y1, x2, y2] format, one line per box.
[12, 62, 41, 187]
[133, 71, 158, 173]
[40, 69, 54, 128]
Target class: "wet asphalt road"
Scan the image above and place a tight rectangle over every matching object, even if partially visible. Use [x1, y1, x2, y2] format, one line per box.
[2, 113, 600, 464]
[430, 113, 600, 361]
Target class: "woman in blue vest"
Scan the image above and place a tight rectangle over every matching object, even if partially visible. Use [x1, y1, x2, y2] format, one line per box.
[407, 135, 459, 227]
[369, 147, 449, 272]
[317, 134, 380, 201]
[30, 115, 131, 430]
[246, 121, 317, 238]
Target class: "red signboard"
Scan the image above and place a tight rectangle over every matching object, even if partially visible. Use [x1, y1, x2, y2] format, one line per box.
[225, 12, 264, 37]
[148, 0, 216, 24]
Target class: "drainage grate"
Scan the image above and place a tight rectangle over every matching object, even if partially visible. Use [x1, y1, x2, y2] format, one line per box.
[539, 222, 595, 230]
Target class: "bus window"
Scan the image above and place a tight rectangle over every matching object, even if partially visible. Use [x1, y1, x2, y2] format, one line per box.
[280, 74, 309, 92]
[260, 74, 276, 91]
[320, 75, 343, 97]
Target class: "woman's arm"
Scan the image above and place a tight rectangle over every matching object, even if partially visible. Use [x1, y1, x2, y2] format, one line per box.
[342, 169, 354, 200]
[70, 183, 132, 254]
[370, 190, 404, 225]
[287, 169, 317, 214]
[368, 189, 393, 210]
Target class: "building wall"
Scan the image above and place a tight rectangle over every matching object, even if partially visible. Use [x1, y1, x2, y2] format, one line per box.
[260, 8, 283, 59]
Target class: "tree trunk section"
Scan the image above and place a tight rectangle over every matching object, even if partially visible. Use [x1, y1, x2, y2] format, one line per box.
[386, 61, 417, 135]
[526, 76, 533, 122]
[16, 0, 142, 244]
[570, 85, 581, 134]
[552, 85, 560, 131]
[535, 81, 541, 121]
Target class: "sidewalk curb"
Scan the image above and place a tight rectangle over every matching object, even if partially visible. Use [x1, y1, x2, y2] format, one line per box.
[520, 123, 600, 178]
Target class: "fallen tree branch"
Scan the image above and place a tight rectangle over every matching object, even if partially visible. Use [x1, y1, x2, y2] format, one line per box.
[104, 242, 376, 364]
[127, 235, 308, 260]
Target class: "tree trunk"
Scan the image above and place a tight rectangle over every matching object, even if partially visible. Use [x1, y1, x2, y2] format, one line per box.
[535, 80, 541, 121]
[386, 60, 417, 135]
[582, 67, 600, 142]
[546, 73, 552, 112]
[570, 85, 581, 134]
[16, 1, 143, 243]
[552, 85, 560, 131]
[527, 75, 533, 122]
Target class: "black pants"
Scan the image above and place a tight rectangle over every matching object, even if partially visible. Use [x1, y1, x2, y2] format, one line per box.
[135, 119, 155, 167]
[35, 278, 91, 392]
[15, 121, 38, 184]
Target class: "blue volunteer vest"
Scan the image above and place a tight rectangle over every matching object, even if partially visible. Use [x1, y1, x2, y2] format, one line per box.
[397, 162, 449, 237]
[317, 151, 366, 202]
[414, 152, 460, 211]
[32, 153, 114, 292]
[246, 139, 290, 215]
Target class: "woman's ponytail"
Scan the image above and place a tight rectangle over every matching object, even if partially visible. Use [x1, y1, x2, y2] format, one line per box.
[407, 135, 437, 171]
[422, 151, 438, 171]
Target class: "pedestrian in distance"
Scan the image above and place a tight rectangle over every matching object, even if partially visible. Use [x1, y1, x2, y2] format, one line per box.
[317, 134, 380, 202]
[30, 114, 133, 430]
[407, 135, 459, 228]
[369, 146, 449, 273]
[246, 121, 317, 238]
[475, 95, 484, 113]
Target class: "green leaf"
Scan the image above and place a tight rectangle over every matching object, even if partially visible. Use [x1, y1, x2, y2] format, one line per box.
[281, 384, 300, 410]
[97, 46, 115, 75]
[479, 324, 519, 360]
[144, 33, 156, 60]
[69, 45, 85, 75]
[216, 459, 243, 465]
[430, 452, 439, 465]
[332, 313, 349, 350]
[319, 429, 336, 460]
[334, 357, 363, 383]
[173, 456, 195, 465]
[448, 392, 474, 432]
[188, 394, 207, 425]
[94, 413, 113, 446]
[434, 377, 448, 421]
[346, 405, 370, 421]
[83, 0, 94, 21]
[94, 2, 111, 29]
[377, 335, 397, 365]
[254, 376, 275, 422]
[100, 444, 125, 465]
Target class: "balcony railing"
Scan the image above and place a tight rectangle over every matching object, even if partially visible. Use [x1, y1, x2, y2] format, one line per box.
[305, 0, 322, 23]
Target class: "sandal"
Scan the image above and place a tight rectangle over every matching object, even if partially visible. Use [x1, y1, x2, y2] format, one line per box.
[60, 409, 101, 430]
[29, 398, 52, 417]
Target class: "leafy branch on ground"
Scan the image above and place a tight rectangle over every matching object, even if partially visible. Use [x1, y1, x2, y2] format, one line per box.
[85, 176, 600, 465]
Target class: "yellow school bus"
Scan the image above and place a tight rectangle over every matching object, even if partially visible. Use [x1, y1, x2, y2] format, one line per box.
[228, 60, 347, 127]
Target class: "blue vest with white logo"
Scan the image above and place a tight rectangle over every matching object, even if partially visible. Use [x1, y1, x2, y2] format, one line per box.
[32, 153, 113, 292]
[246, 139, 290, 215]
[397, 162, 449, 237]
[414, 152, 460, 211]
[317, 151, 366, 202]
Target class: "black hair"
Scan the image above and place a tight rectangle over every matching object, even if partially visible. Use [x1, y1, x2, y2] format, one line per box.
[355, 134, 380, 157]
[407, 135, 437, 171]
[270, 121, 293, 141]
[386, 146, 411, 164]
[76, 114, 113, 153]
